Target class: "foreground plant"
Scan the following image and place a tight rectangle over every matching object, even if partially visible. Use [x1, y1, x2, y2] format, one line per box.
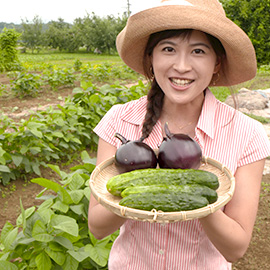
[0, 151, 118, 270]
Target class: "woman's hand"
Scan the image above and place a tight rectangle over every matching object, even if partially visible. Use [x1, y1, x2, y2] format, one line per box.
[88, 138, 126, 239]
[199, 159, 265, 262]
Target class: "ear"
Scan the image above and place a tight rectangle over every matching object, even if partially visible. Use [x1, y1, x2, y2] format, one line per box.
[213, 56, 221, 74]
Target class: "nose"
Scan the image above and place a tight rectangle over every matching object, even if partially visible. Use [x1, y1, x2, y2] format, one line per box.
[173, 54, 192, 73]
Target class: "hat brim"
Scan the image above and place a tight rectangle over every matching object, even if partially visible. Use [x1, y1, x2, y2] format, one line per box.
[116, 5, 257, 86]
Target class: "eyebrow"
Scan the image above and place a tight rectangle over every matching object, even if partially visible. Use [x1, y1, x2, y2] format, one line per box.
[158, 40, 211, 49]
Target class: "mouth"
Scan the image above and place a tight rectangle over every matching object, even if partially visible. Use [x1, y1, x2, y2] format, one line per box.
[170, 78, 194, 87]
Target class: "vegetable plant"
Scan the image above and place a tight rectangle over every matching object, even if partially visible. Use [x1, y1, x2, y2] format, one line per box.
[0, 151, 118, 269]
[10, 71, 42, 98]
[0, 80, 148, 185]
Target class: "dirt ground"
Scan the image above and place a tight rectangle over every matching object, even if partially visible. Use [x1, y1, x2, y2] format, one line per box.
[0, 73, 269, 269]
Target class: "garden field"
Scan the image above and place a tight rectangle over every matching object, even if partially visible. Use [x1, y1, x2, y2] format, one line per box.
[0, 53, 269, 269]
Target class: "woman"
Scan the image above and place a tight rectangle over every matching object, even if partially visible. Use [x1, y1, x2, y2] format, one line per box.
[88, 0, 270, 269]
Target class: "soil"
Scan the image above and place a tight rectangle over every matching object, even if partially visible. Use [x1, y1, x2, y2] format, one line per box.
[0, 74, 269, 269]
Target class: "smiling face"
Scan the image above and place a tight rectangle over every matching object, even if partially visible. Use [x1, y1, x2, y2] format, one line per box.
[151, 30, 220, 107]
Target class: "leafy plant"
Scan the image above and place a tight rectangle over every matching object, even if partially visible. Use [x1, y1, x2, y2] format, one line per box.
[0, 151, 118, 269]
[73, 59, 83, 71]
[0, 80, 148, 185]
[43, 67, 76, 91]
[10, 71, 42, 98]
[0, 28, 22, 72]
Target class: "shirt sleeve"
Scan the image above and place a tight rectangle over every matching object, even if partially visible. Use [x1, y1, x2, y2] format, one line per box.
[238, 121, 270, 167]
[93, 105, 121, 147]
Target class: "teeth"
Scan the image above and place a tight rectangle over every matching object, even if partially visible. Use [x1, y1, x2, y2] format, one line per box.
[171, 78, 192, 86]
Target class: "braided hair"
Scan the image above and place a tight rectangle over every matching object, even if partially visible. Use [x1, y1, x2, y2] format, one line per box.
[141, 80, 164, 140]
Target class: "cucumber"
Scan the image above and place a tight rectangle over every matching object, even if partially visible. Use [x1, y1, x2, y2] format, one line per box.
[119, 191, 209, 212]
[121, 184, 218, 204]
[107, 168, 219, 196]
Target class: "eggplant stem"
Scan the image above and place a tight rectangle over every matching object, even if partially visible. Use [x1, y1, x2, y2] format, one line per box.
[164, 122, 172, 139]
[114, 132, 128, 144]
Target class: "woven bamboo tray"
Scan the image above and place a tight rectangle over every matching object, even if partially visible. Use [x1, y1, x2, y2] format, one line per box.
[89, 156, 235, 223]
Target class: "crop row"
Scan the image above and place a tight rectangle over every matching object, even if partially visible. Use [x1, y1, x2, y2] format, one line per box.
[0, 80, 147, 185]
[2, 60, 139, 98]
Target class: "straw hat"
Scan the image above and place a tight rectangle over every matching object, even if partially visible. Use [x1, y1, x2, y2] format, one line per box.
[116, 0, 257, 86]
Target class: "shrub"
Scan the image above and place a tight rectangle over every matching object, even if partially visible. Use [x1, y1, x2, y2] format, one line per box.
[0, 28, 22, 72]
[0, 151, 118, 269]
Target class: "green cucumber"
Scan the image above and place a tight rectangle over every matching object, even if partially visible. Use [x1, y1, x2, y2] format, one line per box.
[107, 168, 219, 196]
[121, 184, 218, 204]
[119, 191, 209, 212]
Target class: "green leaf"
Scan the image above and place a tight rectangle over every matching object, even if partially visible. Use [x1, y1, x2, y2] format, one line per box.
[32, 162, 41, 175]
[0, 222, 13, 243]
[45, 247, 66, 265]
[62, 254, 79, 270]
[54, 118, 65, 126]
[54, 236, 74, 250]
[0, 261, 18, 270]
[16, 206, 36, 226]
[71, 137, 81, 144]
[81, 150, 96, 165]
[85, 243, 109, 267]
[20, 145, 28, 154]
[52, 200, 69, 213]
[0, 165, 10, 173]
[31, 177, 73, 204]
[70, 204, 84, 216]
[47, 164, 68, 179]
[35, 251, 52, 270]
[69, 190, 84, 204]
[51, 215, 79, 237]
[68, 250, 89, 262]
[69, 173, 84, 190]
[38, 198, 54, 210]
[2, 227, 18, 250]
[29, 147, 41, 154]
[84, 187, 91, 200]
[52, 131, 64, 138]
[31, 178, 61, 192]
[19, 198, 26, 230]
[32, 220, 54, 243]
[38, 208, 54, 225]
[11, 155, 23, 167]
[30, 129, 43, 138]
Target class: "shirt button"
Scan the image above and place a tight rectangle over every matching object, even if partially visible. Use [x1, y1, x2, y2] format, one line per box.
[159, 249, 164, 255]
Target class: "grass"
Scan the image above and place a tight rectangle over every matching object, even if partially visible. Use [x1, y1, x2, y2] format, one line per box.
[18, 52, 122, 69]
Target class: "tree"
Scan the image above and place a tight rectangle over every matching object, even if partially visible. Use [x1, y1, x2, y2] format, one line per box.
[0, 28, 21, 71]
[44, 18, 82, 52]
[79, 13, 128, 54]
[221, 0, 270, 65]
[21, 16, 44, 53]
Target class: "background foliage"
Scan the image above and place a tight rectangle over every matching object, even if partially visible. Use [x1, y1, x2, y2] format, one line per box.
[1, 2, 270, 65]
[220, 0, 270, 65]
[0, 28, 22, 72]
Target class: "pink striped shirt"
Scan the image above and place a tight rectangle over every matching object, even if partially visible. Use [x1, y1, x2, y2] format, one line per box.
[94, 89, 270, 270]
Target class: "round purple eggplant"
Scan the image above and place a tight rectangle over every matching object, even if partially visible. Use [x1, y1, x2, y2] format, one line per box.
[114, 133, 157, 172]
[158, 122, 202, 169]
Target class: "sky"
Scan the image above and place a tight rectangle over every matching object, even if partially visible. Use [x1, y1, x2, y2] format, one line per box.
[1, 0, 159, 24]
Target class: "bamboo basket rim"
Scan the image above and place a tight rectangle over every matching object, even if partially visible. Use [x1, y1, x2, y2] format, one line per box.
[89, 156, 235, 223]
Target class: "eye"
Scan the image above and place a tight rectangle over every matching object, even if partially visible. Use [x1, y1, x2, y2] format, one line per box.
[163, 47, 175, 53]
[193, 48, 205, 54]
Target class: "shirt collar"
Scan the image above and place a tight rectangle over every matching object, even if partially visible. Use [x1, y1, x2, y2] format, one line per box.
[120, 89, 217, 139]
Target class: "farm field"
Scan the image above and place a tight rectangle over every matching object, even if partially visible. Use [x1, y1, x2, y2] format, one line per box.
[0, 53, 270, 269]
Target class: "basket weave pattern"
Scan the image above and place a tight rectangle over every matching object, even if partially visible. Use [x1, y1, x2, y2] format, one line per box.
[89, 156, 235, 223]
